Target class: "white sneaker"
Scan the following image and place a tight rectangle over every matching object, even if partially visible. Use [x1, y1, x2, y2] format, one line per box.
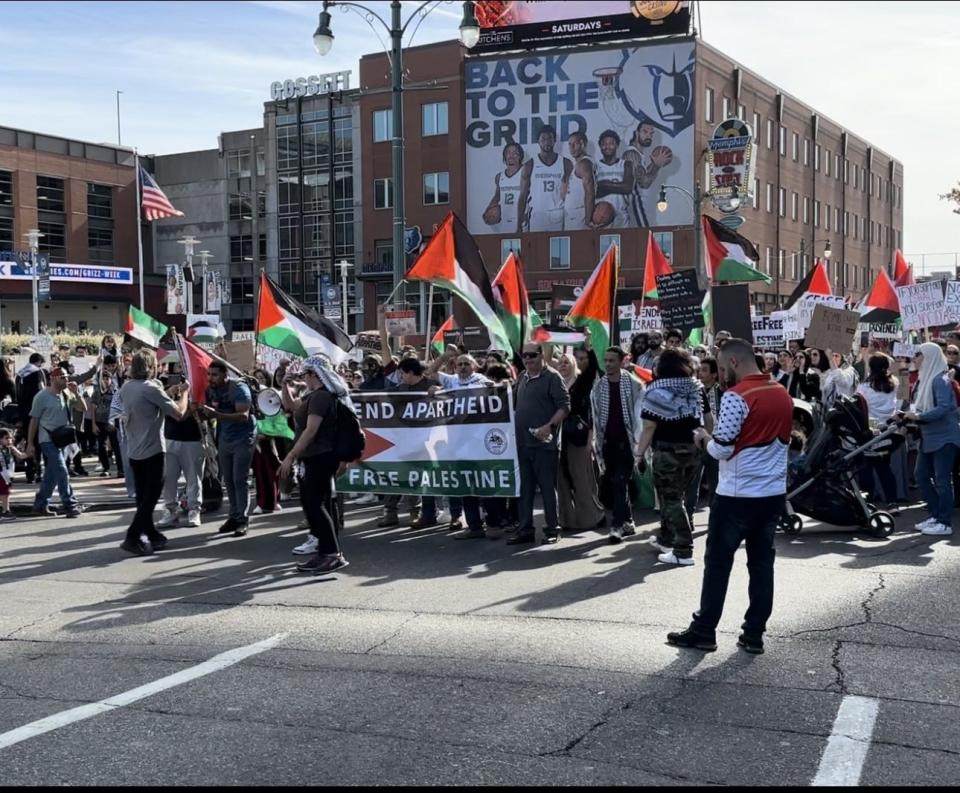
[658, 551, 695, 567]
[252, 506, 263, 515]
[915, 517, 937, 531]
[156, 509, 179, 528]
[608, 525, 624, 545]
[648, 536, 672, 554]
[921, 522, 953, 536]
[352, 493, 378, 505]
[436, 508, 450, 524]
[186, 509, 201, 527]
[622, 522, 636, 537]
[292, 535, 319, 555]
[273, 504, 283, 512]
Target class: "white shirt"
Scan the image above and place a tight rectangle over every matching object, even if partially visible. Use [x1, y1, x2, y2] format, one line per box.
[856, 382, 898, 422]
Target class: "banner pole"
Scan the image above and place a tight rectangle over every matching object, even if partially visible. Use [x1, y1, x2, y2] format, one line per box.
[424, 283, 435, 360]
[134, 150, 145, 310]
[381, 278, 407, 312]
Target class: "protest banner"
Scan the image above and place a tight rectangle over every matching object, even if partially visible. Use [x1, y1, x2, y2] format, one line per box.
[618, 304, 661, 346]
[385, 310, 417, 337]
[711, 284, 753, 341]
[29, 335, 54, 354]
[165, 264, 185, 315]
[897, 281, 946, 331]
[943, 281, 960, 324]
[860, 321, 901, 341]
[752, 312, 786, 350]
[655, 270, 705, 332]
[803, 304, 861, 352]
[893, 341, 918, 359]
[232, 331, 255, 342]
[221, 340, 255, 373]
[337, 385, 520, 497]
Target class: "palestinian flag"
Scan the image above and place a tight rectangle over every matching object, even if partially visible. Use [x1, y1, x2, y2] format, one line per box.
[187, 318, 225, 344]
[405, 212, 511, 352]
[125, 306, 168, 348]
[256, 273, 353, 365]
[173, 333, 213, 406]
[687, 292, 713, 347]
[432, 315, 456, 356]
[630, 365, 654, 384]
[257, 413, 294, 441]
[492, 252, 532, 354]
[858, 269, 900, 324]
[531, 325, 586, 347]
[702, 215, 770, 284]
[783, 259, 832, 310]
[642, 233, 673, 300]
[566, 245, 619, 353]
[893, 249, 915, 287]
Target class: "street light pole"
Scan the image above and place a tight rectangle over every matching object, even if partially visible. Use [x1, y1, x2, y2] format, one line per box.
[178, 236, 200, 315]
[24, 229, 43, 335]
[338, 259, 351, 334]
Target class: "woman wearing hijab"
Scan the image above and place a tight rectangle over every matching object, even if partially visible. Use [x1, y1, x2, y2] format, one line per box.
[280, 356, 354, 574]
[904, 342, 960, 536]
[556, 345, 605, 533]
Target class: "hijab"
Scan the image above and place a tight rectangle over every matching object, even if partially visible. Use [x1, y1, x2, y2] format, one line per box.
[914, 342, 948, 414]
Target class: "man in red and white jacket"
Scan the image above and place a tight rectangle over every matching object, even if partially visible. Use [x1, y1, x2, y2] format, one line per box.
[667, 338, 793, 655]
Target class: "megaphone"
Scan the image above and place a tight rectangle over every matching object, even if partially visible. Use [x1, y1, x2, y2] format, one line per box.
[256, 388, 283, 417]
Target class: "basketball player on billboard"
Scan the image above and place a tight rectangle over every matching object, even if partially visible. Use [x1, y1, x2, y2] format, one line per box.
[517, 126, 573, 233]
[561, 131, 595, 232]
[482, 141, 525, 232]
[593, 130, 634, 229]
[622, 119, 674, 227]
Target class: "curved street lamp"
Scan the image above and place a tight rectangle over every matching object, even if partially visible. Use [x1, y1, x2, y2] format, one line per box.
[314, 1, 480, 316]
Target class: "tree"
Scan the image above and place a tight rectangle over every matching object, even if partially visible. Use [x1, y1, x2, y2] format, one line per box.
[941, 182, 960, 215]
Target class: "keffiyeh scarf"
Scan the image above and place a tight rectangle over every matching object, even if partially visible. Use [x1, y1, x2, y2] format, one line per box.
[642, 377, 703, 422]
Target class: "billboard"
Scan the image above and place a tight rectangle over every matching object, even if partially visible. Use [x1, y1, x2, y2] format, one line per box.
[706, 118, 757, 209]
[474, 1, 691, 52]
[465, 41, 695, 236]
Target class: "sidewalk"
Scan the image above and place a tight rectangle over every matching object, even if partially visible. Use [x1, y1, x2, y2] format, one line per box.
[8, 450, 135, 516]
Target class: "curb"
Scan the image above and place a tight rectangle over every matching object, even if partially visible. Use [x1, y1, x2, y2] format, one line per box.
[11, 500, 136, 517]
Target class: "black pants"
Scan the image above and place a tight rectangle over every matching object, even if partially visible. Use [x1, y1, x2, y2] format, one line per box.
[19, 422, 41, 481]
[690, 494, 784, 640]
[127, 453, 165, 543]
[602, 438, 634, 528]
[301, 456, 342, 556]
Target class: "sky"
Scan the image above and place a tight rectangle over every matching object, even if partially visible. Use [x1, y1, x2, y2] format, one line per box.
[1, 0, 957, 272]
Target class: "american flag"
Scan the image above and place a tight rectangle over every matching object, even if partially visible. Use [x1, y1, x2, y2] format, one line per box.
[139, 165, 184, 221]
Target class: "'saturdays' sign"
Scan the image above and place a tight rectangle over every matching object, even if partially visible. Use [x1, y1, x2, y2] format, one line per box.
[337, 386, 520, 497]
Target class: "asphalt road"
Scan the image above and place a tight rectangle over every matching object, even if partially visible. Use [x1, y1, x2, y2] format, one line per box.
[2, 475, 959, 785]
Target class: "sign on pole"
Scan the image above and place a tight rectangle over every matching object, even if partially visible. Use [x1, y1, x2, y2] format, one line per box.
[385, 310, 417, 337]
[803, 304, 861, 352]
[897, 281, 946, 331]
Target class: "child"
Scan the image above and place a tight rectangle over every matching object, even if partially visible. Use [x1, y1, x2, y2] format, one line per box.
[0, 428, 28, 520]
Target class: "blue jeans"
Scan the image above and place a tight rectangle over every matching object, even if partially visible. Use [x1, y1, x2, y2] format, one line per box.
[219, 440, 254, 522]
[916, 444, 958, 527]
[34, 442, 78, 511]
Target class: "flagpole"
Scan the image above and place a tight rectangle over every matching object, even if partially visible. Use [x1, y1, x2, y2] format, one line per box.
[424, 283, 435, 360]
[134, 149, 145, 311]
[381, 278, 407, 311]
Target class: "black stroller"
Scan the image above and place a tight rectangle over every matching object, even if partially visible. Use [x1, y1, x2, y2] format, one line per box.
[779, 394, 903, 538]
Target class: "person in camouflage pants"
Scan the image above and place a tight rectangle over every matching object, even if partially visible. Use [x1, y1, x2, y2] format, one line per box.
[651, 443, 701, 560]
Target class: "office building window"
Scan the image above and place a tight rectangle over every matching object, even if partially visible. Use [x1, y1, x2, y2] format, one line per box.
[600, 234, 621, 257]
[803, 196, 810, 225]
[824, 149, 831, 176]
[0, 217, 11, 249]
[766, 182, 774, 213]
[87, 228, 113, 264]
[779, 125, 786, 156]
[422, 102, 449, 136]
[229, 193, 252, 220]
[837, 154, 842, 180]
[815, 144, 821, 171]
[722, 95, 732, 119]
[653, 232, 673, 262]
[373, 109, 393, 143]
[549, 237, 570, 270]
[500, 238, 520, 264]
[766, 119, 774, 149]
[0, 170, 11, 206]
[87, 183, 112, 218]
[765, 246, 773, 275]
[276, 126, 299, 170]
[814, 199, 821, 228]
[852, 163, 858, 188]
[853, 213, 858, 240]
[231, 277, 255, 305]
[792, 132, 799, 160]
[226, 150, 251, 179]
[423, 172, 449, 205]
[753, 177, 760, 210]
[825, 204, 831, 231]
[791, 191, 798, 221]
[704, 87, 714, 123]
[374, 239, 392, 268]
[37, 220, 66, 263]
[374, 178, 393, 210]
[752, 112, 761, 138]
[803, 138, 810, 166]
[778, 187, 786, 217]
[230, 235, 253, 263]
[738, 103, 746, 120]
[843, 211, 848, 236]
[862, 216, 868, 240]
[37, 176, 65, 213]
[778, 248, 786, 278]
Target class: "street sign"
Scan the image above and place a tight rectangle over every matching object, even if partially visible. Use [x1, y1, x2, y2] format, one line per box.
[324, 285, 339, 303]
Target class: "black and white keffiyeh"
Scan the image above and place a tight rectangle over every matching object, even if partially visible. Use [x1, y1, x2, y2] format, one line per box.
[642, 377, 703, 423]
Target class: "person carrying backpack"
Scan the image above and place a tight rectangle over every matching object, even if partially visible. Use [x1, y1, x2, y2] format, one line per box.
[279, 355, 363, 576]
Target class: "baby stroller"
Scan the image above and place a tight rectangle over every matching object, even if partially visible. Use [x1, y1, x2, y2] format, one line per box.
[779, 394, 903, 538]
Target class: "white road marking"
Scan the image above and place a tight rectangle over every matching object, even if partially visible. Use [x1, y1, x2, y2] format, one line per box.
[811, 695, 880, 786]
[0, 632, 287, 751]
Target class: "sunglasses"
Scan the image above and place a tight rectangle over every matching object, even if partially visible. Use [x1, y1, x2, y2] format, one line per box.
[521, 352, 540, 359]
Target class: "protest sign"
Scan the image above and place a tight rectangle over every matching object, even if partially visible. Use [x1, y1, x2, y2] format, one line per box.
[232, 331, 255, 342]
[354, 332, 382, 353]
[752, 313, 785, 350]
[445, 325, 491, 352]
[803, 304, 861, 352]
[943, 281, 960, 324]
[385, 310, 417, 337]
[618, 304, 661, 346]
[861, 321, 901, 341]
[222, 340, 255, 373]
[897, 281, 946, 331]
[783, 294, 846, 340]
[893, 341, 917, 359]
[711, 284, 753, 341]
[337, 385, 519, 497]
[30, 335, 54, 354]
[655, 270, 705, 332]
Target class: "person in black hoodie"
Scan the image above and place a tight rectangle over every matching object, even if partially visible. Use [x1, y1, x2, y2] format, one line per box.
[16, 354, 47, 483]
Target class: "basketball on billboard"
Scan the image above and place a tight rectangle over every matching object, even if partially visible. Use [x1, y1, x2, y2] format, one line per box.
[483, 205, 502, 225]
[592, 201, 617, 227]
[651, 146, 673, 166]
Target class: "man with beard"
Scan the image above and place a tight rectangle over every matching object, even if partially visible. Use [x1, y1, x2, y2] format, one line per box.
[622, 119, 674, 228]
[594, 130, 634, 229]
[483, 141, 525, 233]
[635, 330, 664, 370]
[518, 126, 573, 233]
[562, 131, 595, 231]
[668, 338, 793, 655]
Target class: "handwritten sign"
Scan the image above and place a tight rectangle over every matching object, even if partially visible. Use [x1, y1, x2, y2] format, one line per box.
[655, 270, 705, 332]
[618, 304, 661, 345]
[803, 304, 861, 352]
[354, 332, 382, 353]
[893, 341, 917, 359]
[385, 310, 417, 337]
[943, 281, 960, 324]
[897, 281, 946, 331]
[222, 340, 256, 373]
[860, 321, 901, 341]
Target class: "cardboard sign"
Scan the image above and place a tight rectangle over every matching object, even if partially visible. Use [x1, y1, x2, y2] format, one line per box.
[618, 304, 662, 345]
[752, 313, 785, 350]
[385, 310, 417, 337]
[897, 281, 946, 331]
[222, 340, 256, 373]
[711, 284, 754, 341]
[803, 304, 861, 353]
[782, 294, 846, 340]
[354, 332, 382, 353]
[655, 270, 705, 332]
[943, 281, 960, 324]
[30, 335, 54, 353]
[893, 341, 917, 359]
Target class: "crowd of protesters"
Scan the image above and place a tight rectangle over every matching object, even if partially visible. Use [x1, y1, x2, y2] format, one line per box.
[3, 324, 960, 650]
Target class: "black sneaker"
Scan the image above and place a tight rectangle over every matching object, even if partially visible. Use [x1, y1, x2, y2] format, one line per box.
[541, 532, 560, 545]
[666, 628, 717, 652]
[218, 517, 241, 534]
[148, 533, 169, 551]
[506, 531, 536, 546]
[296, 555, 350, 575]
[120, 537, 154, 556]
[232, 522, 248, 537]
[737, 633, 765, 655]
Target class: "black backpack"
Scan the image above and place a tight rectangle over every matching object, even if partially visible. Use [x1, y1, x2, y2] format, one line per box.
[333, 400, 365, 463]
